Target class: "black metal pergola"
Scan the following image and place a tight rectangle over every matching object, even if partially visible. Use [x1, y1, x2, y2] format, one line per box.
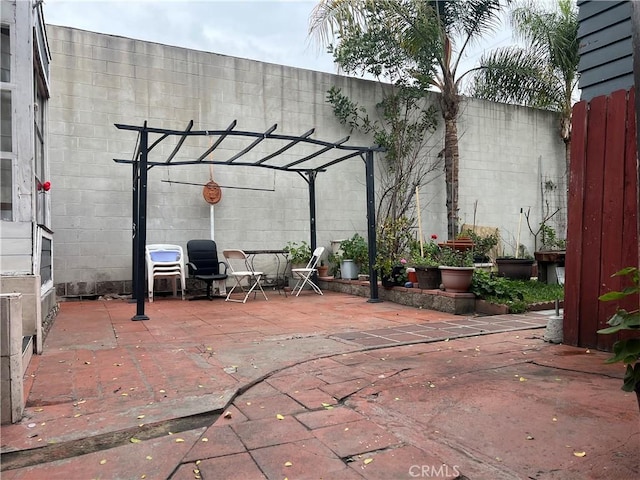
[114, 120, 385, 320]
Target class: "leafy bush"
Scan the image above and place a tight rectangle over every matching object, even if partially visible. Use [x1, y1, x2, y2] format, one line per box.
[471, 270, 564, 314]
[336, 233, 369, 268]
[438, 247, 474, 267]
[284, 241, 312, 264]
[597, 267, 640, 402]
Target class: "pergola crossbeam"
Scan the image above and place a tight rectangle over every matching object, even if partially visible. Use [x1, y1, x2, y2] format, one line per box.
[195, 120, 237, 162]
[283, 136, 350, 169]
[255, 128, 315, 165]
[162, 120, 194, 164]
[225, 123, 278, 164]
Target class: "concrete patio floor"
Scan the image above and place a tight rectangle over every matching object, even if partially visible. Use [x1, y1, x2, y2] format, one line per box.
[1, 290, 638, 479]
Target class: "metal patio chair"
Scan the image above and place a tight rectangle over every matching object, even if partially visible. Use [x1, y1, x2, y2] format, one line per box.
[222, 249, 268, 303]
[290, 246, 325, 296]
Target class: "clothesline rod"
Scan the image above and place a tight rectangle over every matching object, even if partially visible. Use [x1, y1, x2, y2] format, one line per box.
[160, 179, 275, 192]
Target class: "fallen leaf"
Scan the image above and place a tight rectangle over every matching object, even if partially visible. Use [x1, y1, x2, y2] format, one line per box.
[196, 460, 201, 465]
[526, 435, 534, 440]
[223, 411, 232, 419]
[364, 458, 373, 465]
[146, 456, 152, 460]
[552, 417, 558, 422]
[276, 414, 285, 420]
[35, 408, 44, 412]
[201, 438, 208, 442]
[137, 415, 145, 419]
[74, 413, 81, 417]
[121, 393, 128, 396]
[99, 459, 107, 465]
[284, 461, 293, 467]
[573, 451, 586, 457]
[175, 438, 184, 443]
[193, 469, 200, 474]
[159, 389, 166, 393]
[130, 438, 141, 443]
[321, 402, 331, 408]
[519, 377, 527, 382]
[84, 361, 91, 365]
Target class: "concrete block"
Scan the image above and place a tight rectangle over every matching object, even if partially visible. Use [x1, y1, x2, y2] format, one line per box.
[1, 354, 24, 424]
[0, 294, 23, 356]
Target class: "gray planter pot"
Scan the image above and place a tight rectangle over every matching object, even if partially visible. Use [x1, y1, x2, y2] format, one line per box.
[340, 260, 359, 279]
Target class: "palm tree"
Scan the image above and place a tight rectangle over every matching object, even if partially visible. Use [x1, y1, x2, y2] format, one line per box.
[310, 0, 508, 239]
[470, 0, 579, 175]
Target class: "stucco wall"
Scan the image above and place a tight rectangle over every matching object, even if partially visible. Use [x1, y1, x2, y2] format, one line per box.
[46, 26, 566, 296]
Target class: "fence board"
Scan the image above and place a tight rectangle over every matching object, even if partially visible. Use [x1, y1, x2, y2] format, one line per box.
[579, 95, 608, 347]
[564, 101, 587, 345]
[597, 90, 627, 349]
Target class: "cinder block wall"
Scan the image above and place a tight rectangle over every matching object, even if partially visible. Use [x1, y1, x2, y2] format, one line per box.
[47, 26, 565, 296]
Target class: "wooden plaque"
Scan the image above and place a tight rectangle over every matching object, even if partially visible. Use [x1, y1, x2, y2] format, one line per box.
[203, 181, 222, 204]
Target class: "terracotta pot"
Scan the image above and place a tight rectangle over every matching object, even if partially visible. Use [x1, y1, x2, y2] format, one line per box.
[438, 266, 474, 293]
[415, 266, 441, 289]
[317, 265, 329, 277]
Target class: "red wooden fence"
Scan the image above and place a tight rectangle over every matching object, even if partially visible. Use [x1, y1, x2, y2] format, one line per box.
[564, 88, 639, 349]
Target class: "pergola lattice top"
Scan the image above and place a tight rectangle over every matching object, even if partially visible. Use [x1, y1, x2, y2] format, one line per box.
[114, 120, 383, 172]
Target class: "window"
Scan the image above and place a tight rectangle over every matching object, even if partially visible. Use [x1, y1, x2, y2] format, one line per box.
[0, 158, 11, 220]
[35, 80, 46, 225]
[0, 88, 10, 152]
[34, 227, 53, 292]
[1, 26, 9, 83]
[1, 25, 13, 221]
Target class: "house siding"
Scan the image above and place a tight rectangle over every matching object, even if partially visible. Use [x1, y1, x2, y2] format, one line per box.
[577, 0, 635, 100]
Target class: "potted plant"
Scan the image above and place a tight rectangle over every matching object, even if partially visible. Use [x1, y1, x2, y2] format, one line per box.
[317, 260, 330, 278]
[411, 234, 441, 289]
[285, 241, 312, 268]
[496, 245, 534, 280]
[374, 217, 414, 286]
[463, 228, 499, 263]
[335, 233, 368, 279]
[438, 247, 475, 293]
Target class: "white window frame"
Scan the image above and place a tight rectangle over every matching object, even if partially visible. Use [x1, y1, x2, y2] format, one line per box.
[34, 225, 54, 295]
[0, 22, 16, 222]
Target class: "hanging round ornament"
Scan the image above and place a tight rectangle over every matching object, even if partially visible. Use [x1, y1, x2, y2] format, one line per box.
[203, 180, 222, 204]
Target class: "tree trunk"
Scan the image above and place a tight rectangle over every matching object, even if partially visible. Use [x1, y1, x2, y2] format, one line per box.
[444, 116, 459, 240]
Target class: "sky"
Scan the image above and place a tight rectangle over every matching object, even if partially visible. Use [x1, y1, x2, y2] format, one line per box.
[43, 0, 515, 79]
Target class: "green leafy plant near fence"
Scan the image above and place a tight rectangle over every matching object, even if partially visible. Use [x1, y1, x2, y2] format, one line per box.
[597, 267, 640, 410]
[471, 270, 564, 314]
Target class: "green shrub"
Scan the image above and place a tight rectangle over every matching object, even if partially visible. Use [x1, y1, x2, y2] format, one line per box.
[471, 270, 564, 314]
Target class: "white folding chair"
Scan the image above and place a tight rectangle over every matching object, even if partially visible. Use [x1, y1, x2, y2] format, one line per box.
[291, 246, 325, 297]
[145, 244, 186, 302]
[222, 249, 269, 303]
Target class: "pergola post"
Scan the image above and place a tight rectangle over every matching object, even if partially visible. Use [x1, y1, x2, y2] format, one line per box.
[365, 150, 380, 302]
[132, 126, 149, 321]
[308, 171, 317, 251]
